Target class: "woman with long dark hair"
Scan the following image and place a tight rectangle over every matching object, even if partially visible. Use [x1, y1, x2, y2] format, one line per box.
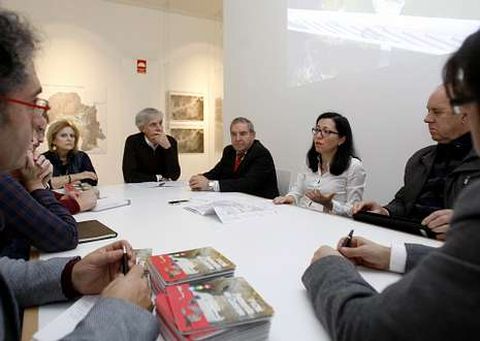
[274, 112, 366, 216]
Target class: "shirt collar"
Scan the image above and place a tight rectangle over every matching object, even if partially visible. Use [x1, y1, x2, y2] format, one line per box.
[144, 136, 158, 150]
[436, 132, 472, 160]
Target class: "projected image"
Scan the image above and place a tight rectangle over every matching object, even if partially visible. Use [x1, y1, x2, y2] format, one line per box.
[287, 0, 480, 87]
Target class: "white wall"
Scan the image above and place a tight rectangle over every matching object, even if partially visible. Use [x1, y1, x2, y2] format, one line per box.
[224, 0, 480, 203]
[2, 0, 223, 184]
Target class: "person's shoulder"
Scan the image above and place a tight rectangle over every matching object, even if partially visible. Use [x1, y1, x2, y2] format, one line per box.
[349, 156, 363, 167]
[464, 148, 480, 163]
[75, 150, 89, 157]
[224, 144, 235, 153]
[347, 156, 365, 172]
[410, 144, 436, 160]
[0, 171, 24, 191]
[0, 171, 15, 183]
[126, 132, 143, 142]
[251, 140, 272, 154]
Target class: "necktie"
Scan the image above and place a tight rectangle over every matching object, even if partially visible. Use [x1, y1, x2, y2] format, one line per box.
[233, 152, 245, 172]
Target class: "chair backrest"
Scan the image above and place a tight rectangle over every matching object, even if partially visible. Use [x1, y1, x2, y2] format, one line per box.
[276, 169, 292, 196]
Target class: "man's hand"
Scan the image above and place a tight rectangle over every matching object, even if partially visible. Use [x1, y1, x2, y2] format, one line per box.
[151, 133, 171, 149]
[310, 245, 342, 264]
[422, 209, 453, 241]
[102, 265, 153, 311]
[337, 236, 391, 270]
[272, 195, 295, 205]
[352, 200, 389, 215]
[71, 240, 135, 295]
[305, 190, 335, 211]
[189, 174, 209, 191]
[20, 151, 52, 191]
[74, 189, 98, 212]
[41, 161, 53, 187]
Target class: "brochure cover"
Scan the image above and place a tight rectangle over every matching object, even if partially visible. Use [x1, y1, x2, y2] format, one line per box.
[163, 277, 274, 335]
[148, 247, 236, 289]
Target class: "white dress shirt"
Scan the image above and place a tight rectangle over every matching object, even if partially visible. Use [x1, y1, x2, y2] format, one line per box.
[389, 242, 407, 273]
[287, 158, 366, 216]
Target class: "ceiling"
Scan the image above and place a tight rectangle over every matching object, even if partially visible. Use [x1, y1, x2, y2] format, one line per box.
[103, 0, 223, 20]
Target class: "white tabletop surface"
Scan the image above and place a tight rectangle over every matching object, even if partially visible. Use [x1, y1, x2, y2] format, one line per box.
[38, 183, 442, 340]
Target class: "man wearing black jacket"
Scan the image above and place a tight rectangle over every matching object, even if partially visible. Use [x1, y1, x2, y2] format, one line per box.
[122, 108, 180, 182]
[189, 117, 279, 199]
[353, 85, 480, 239]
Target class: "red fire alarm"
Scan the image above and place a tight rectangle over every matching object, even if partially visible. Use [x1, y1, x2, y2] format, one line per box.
[137, 59, 147, 74]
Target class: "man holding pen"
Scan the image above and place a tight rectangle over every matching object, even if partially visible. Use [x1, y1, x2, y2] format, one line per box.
[0, 10, 158, 340]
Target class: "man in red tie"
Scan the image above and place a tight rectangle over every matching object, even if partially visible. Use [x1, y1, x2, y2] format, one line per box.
[189, 117, 279, 199]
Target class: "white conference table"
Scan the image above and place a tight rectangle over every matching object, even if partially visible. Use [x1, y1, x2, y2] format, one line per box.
[36, 183, 442, 341]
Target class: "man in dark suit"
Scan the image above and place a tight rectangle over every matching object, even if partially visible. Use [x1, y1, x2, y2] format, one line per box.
[189, 117, 279, 199]
[302, 29, 480, 340]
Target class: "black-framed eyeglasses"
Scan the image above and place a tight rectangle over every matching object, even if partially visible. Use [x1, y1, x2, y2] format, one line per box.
[0, 96, 50, 116]
[449, 97, 476, 115]
[311, 127, 339, 137]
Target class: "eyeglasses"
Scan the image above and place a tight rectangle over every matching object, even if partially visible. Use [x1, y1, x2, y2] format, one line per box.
[0, 96, 50, 116]
[449, 97, 476, 115]
[311, 127, 339, 137]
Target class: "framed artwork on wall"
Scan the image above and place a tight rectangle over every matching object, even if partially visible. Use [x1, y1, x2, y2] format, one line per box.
[167, 91, 206, 154]
[168, 91, 204, 121]
[43, 85, 107, 154]
[169, 127, 205, 153]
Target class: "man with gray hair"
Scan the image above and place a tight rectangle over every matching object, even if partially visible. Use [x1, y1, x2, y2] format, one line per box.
[122, 107, 180, 182]
[0, 10, 159, 340]
[189, 117, 279, 198]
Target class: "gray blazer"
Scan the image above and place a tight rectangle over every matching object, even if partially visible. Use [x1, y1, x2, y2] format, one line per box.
[0, 257, 159, 340]
[302, 179, 480, 341]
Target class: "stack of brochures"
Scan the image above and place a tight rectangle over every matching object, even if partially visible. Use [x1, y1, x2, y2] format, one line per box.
[147, 247, 236, 294]
[155, 276, 274, 341]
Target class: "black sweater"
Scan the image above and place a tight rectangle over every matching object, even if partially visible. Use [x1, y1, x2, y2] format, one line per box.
[122, 132, 180, 182]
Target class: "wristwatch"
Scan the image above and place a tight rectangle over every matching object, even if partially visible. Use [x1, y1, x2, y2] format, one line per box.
[208, 181, 215, 191]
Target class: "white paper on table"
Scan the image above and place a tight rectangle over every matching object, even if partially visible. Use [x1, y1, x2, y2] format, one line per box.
[131, 182, 159, 188]
[183, 202, 216, 215]
[92, 197, 131, 212]
[184, 198, 276, 223]
[159, 180, 187, 188]
[213, 200, 276, 223]
[132, 180, 187, 189]
[33, 295, 99, 341]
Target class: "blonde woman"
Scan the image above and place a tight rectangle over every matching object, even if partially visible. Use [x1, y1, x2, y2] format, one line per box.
[43, 119, 98, 189]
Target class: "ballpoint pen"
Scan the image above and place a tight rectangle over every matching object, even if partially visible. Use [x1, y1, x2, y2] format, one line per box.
[121, 245, 129, 275]
[168, 199, 189, 205]
[341, 229, 354, 247]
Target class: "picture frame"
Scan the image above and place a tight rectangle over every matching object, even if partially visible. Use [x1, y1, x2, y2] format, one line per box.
[169, 127, 205, 154]
[168, 91, 204, 121]
[167, 91, 206, 154]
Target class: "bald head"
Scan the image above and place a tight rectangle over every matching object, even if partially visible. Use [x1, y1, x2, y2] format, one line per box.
[424, 85, 470, 144]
